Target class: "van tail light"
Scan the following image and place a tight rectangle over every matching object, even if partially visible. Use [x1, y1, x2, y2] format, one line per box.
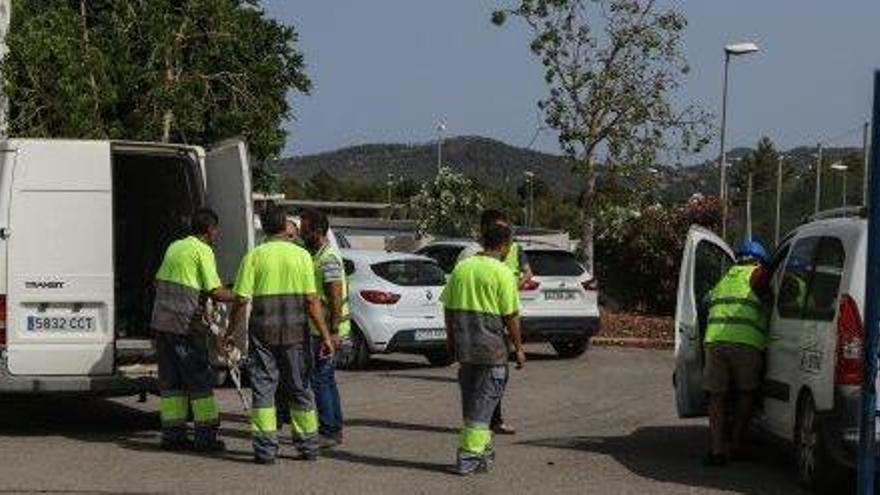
[582, 278, 599, 292]
[521, 279, 541, 291]
[0, 295, 7, 346]
[835, 294, 864, 386]
[360, 290, 401, 305]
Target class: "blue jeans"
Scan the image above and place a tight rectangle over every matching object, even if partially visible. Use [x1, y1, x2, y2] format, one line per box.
[310, 335, 344, 440]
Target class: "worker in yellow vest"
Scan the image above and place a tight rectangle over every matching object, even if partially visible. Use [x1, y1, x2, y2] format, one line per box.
[231, 206, 335, 464]
[300, 208, 351, 449]
[458, 209, 532, 435]
[703, 239, 771, 467]
[151, 208, 236, 452]
[442, 221, 526, 475]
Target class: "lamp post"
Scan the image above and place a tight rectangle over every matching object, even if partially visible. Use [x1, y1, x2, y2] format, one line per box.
[719, 41, 760, 241]
[436, 121, 446, 173]
[831, 162, 849, 208]
[525, 171, 535, 227]
[775, 154, 786, 246]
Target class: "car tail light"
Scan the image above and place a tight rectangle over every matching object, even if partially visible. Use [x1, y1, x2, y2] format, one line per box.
[360, 290, 401, 305]
[0, 295, 7, 346]
[582, 278, 599, 292]
[835, 294, 863, 386]
[521, 279, 541, 291]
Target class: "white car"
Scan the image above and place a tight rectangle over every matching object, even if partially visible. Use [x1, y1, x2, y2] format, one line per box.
[417, 240, 600, 358]
[339, 250, 449, 369]
[674, 210, 874, 491]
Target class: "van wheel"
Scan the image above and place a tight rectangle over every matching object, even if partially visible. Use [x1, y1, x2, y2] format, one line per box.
[337, 327, 371, 371]
[551, 336, 590, 359]
[424, 350, 453, 367]
[795, 394, 844, 493]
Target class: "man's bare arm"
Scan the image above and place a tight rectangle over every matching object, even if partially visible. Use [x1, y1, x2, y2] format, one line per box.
[209, 287, 237, 303]
[325, 281, 344, 336]
[502, 313, 525, 369]
[307, 295, 335, 354]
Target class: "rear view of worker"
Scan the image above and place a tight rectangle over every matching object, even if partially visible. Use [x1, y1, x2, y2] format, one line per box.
[300, 209, 350, 448]
[703, 239, 771, 467]
[231, 206, 335, 464]
[152, 208, 236, 452]
[442, 222, 526, 476]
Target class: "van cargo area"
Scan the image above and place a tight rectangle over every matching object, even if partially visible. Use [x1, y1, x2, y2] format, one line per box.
[112, 148, 203, 353]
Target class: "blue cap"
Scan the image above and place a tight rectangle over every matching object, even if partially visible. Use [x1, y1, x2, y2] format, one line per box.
[734, 238, 769, 265]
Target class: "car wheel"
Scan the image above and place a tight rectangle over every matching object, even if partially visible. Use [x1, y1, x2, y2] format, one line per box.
[424, 350, 454, 367]
[337, 327, 371, 370]
[795, 394, 844, 493]
[551, 336, 590, 359]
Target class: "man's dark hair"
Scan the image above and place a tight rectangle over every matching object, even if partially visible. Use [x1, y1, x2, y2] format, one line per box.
[301, 208, 329, 236]
[261, 206, 288, 236]
[191, 208, 219, 236]
[480, 209, 509, 229]
[481, 222, 513, 251]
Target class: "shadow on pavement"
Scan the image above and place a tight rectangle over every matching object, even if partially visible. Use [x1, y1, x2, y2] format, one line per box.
[355, 357, 432, 372]
[381, 373, 457, 384]
[519, 425, 809, 495]
[0, 397, 157, 437]
[320, 449, 453, 475]
[347, 417, 458, 434]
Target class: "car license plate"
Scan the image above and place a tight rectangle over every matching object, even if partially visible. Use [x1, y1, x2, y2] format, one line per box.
[544, 290, 577, 301]
[414, 329, 446, 341]
[27, 314, 97, 332]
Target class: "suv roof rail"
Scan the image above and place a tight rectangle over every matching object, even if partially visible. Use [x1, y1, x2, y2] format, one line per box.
[806, 206, 867, 223]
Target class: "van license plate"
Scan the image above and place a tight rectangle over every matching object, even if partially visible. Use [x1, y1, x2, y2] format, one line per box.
[414, 329, 446, 341]
[544, 290, 577, 301]
[27, 315, 96, 332]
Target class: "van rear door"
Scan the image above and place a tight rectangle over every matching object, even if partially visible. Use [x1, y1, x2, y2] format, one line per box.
[674, 226, 734, 417]
[6, 140, 115, 376]
[205, 139, 254, 284]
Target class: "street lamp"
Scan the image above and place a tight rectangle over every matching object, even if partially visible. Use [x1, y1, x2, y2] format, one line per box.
[436, 121, 446, 173]
[719, 41, 760, 241]
[525, 171, 535, 227]
[831, 162, 849, 208]
[775, 154, 787, 246]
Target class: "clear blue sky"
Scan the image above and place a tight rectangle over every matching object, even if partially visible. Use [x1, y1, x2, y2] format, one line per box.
[263, 1, 880, 160]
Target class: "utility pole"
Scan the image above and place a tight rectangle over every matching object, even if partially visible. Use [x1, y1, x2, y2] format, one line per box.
[815, 143, 823, 214]
[436, 121, 446, 174]
[775, 156, 783, 246]
[865, 121, 871, 207]
[719, 53, 731, 241]
[746, 173, 753, 241]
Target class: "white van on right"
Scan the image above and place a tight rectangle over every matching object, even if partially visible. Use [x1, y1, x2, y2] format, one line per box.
[674, 209, 870, 492]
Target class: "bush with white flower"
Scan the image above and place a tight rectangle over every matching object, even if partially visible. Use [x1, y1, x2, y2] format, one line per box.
[410, 167, 484, 238]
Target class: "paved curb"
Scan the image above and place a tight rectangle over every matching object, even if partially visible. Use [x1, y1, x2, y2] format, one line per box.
[592, 337, 674, 350]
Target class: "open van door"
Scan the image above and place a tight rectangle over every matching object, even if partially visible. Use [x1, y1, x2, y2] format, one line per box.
[6, 140, 115, 376]
[205, 140, 255, 284]
[674, 226, 734, 417]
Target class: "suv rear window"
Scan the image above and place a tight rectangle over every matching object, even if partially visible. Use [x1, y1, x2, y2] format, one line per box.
[371, 260, 447, 287]
[527, 250, 585, 277]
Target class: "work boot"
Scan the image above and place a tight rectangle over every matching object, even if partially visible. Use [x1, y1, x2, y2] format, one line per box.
[318, 435, 342, 450]
[492, 423, 516, 435]
[456, 451, 483, 476]
[479, 448, 496, 473]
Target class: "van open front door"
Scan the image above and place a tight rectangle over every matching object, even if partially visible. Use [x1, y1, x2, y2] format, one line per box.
[205, 139, 255, 286]
[7, 141, 115, 376]
[674, 226, 734, 418]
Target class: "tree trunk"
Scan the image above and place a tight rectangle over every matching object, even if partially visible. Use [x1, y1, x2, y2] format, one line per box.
[161, 66, 173, 143]
[79, 0, 100, 125]
[580, 155, 596, 274]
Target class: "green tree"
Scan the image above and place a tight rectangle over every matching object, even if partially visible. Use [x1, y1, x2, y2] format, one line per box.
[492, 0, 711, 271]
[730, 136, 780, 243]
[411, 167, 484, 238]
[2, 0, 310, 170]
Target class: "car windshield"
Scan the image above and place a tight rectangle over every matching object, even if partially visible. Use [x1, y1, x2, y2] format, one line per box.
[371, 259, 447, 287]
[527, 250, 585, 277]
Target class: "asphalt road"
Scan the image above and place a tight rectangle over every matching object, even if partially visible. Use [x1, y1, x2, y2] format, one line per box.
[0, 346, 817, 495]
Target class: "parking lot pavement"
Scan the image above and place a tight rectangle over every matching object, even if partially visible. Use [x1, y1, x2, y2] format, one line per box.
[0, 346, 815, 495]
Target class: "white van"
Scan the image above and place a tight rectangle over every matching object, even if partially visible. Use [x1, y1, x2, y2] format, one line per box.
[674, 211, 874, 491]
[0, 139, 254, 396]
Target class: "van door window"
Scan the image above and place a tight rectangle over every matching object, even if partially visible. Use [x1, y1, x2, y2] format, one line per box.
[694, 240, 733, 331]
[777, 237, 820, 319]
[802, 237, 846, 322]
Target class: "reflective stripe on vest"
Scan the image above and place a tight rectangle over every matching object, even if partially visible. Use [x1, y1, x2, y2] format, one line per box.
[312, 244, 351, 337]
[705, 264, 769, 350]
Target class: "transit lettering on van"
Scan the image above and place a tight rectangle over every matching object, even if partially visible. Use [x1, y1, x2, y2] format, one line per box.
[24, 281, 64, 289]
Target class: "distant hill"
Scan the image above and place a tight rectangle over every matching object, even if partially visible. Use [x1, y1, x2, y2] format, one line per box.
[281, 135, 862, 202]
[281, 135, 581, 193]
